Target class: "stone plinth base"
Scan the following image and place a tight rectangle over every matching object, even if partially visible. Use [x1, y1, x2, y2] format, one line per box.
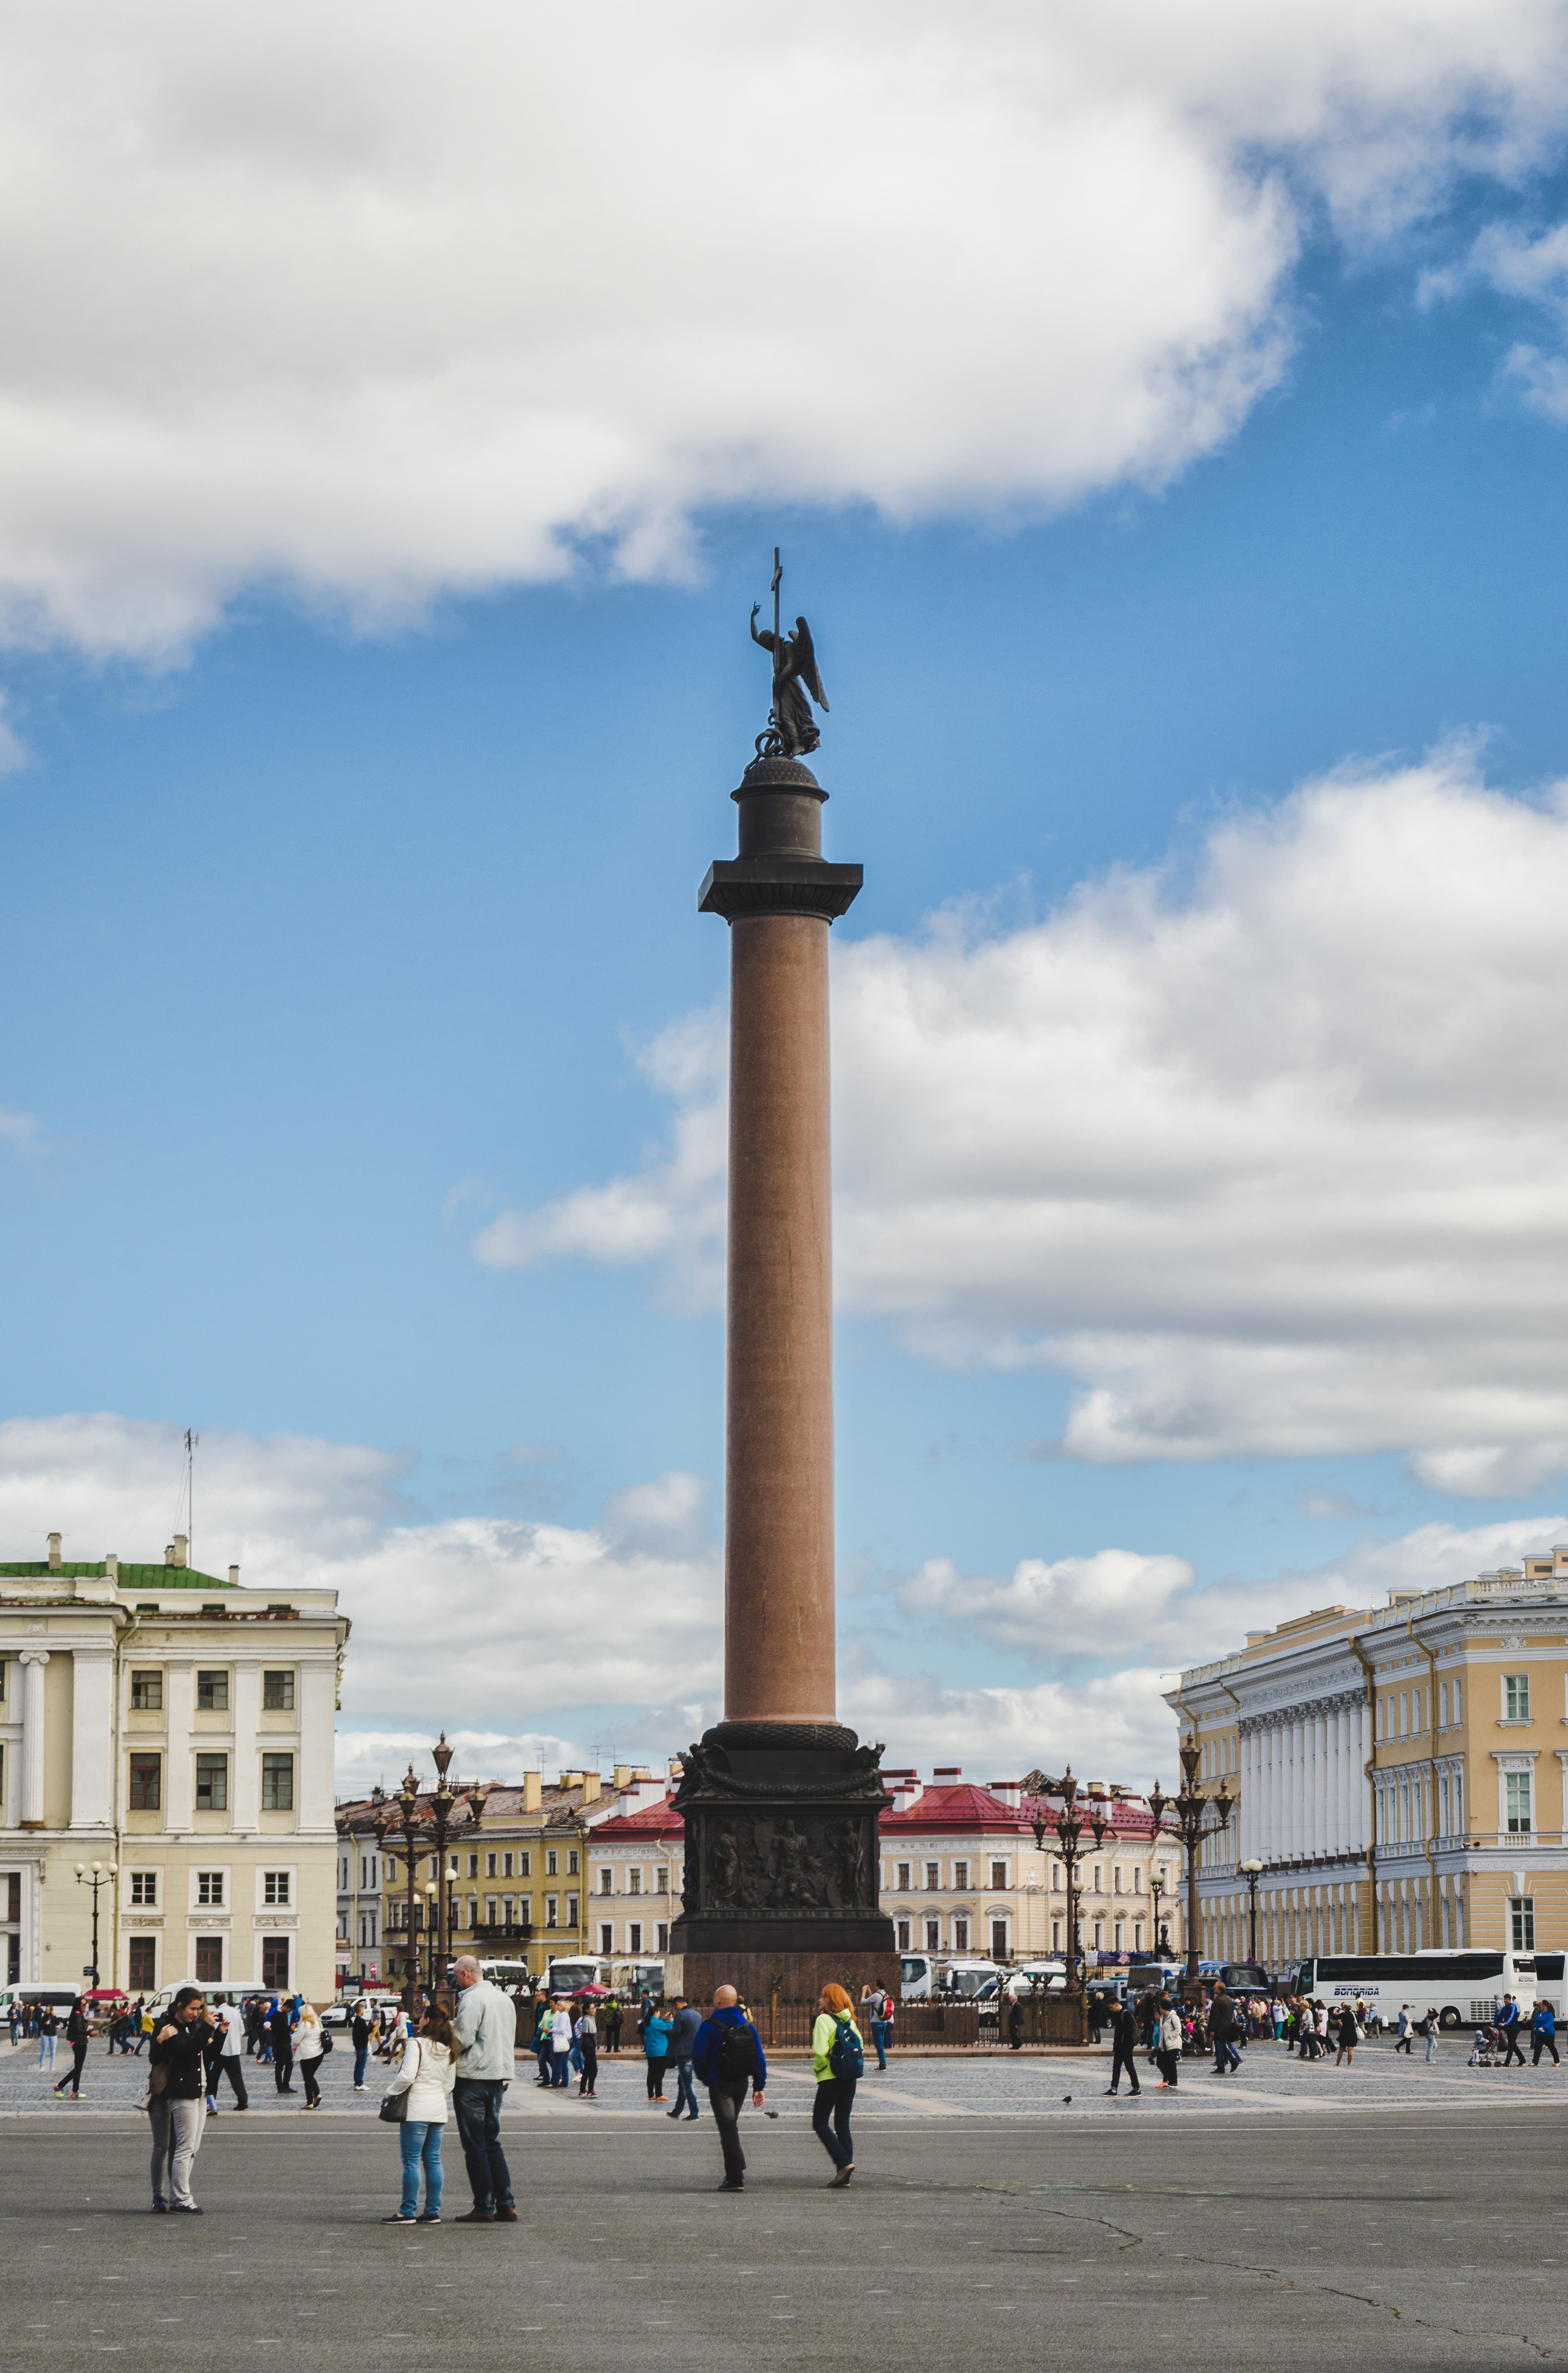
[669, 1717, 897, 2011]
[668, 1943, 901, 2011]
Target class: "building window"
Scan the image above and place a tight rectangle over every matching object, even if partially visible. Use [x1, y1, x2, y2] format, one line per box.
[1133, 1921, 1143, 1950]
[196, 1870, 223, 1906]
[896, 1862, 910, 1891]
[262, 1936, 290, 1990]
[567, 1849, 579, 1876]
[502, 1852, 514, 1879]
[131, 1670, 163, 1710]
[263, 1870, 291, 1906]
[925, 1861, 940, 1891]
[656, 1921, 668, 1951]
[1051, 1918, 1062, 1951]
[1093, 1919, 1104, 1948]
[1399, 1692, 1408, 1737]
[1132, 1866, 1143, 1894]
[467, 1852, 479, 1878]
[925, 1918, 939, 1951]
[1113, 1865, 1124, 1895]
[1093, 1864, 1103, 1894]
[1511, 1896, 1536, 1951]
[896, 1919, 910, 1950]
[1439, 1774, 1451, 1835]
[600, 1923, 613, 1954]
[485, 1896, 497, 1925]
[519, 1851, 531, 1876]
[546, 1849, 558, 1877]
[954, 1918, 969, 1951]
[1505, 1675, 1531, 1722]
[1051, 1862, 1064, 1894]
[1453, 1677, 1462, 1724]
[128, 1937, 156, 1989]
[629, 1921, 643, 1954]
[599, 1868, 612, 1895]
[195, 1936, 223, 1983]
[130, 1870, 157, 1906]
[195, 1753, 228, 1813]
[629, 1868, 642, 1896]
[1506, 1773, 1532, 1833]
[465, 1896, 476, 1929]
[486, 1852, 497, 1878]
[261, 1753, 294, 1811]
[566, 1895, 578, 1929]
[990, 1860, 1007, 1890]
[263, 1671, 295, 1712]
[501, 1895, 514, 1925]
[1113, 1920, 1124, 1949]
[545, 1894, 558, 1928]
[1439, 1679, 1449, 1728]
[129, 1754, 162, 1811]
[953, 1860, 969, 1890]
[195, 1670, 229, 1712]
[991, 1919, 1008, 1960]
[656, 1866, 669, 1895]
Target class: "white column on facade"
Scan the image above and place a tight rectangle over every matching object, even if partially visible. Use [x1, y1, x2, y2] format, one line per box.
[1340, 1705, 1354, 1853]
[69, 1650, 115, 1830]
[1238, 1730, 1252, 1861]
[1326, 1707, 1341, 1855]
[1306, 1711, 1319, 1855]
[165, 1661, 193, 1832]
[18, 1649, 50, 1827]
[1294, 1717, 1306, 1858]
[232, 1661, 260, 1834]
[299, 1658, 335, 1833]
[1318, 1709, 1331, 1855]
[1272, 1721, 1283, 1859]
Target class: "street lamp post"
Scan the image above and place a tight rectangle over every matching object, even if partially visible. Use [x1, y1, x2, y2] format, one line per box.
[382, 1767, 426, 2016]
[73, 1859, 116, 1987]
[1147, 1737, 1234, 1998]
[1240, 1858, 1264, 1967]
[427, 1735, 459, 1995]
[424, 1882, 439, 1994]
[1149, 1873, 1170, 1960]
[1031, 1767, 1110, 1997]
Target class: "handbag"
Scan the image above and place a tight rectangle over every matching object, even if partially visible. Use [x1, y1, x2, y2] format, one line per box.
[379, 2037, 418, 2122]
[319, 2029, 333, 2055]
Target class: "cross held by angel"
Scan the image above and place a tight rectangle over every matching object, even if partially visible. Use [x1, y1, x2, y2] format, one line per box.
[751, 554, 828, 759]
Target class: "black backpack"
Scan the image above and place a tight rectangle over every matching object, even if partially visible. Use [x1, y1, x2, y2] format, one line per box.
[716, 2020, 761, 2085]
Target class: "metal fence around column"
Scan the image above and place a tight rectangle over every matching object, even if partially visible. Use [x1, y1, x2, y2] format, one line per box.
[755, 1995, 1089, 2051]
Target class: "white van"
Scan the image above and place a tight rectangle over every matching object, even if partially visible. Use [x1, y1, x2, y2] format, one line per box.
[0, 1983, 80, 2018]
[900, 1953, 937, 2002]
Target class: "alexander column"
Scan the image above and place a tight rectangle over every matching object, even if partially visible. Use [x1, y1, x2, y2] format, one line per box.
[669, 554, 898, 2005]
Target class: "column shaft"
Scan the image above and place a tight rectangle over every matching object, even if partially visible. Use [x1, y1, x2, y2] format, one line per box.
[19, 1650, 49, 1827]
[724, 912, 837, 1721]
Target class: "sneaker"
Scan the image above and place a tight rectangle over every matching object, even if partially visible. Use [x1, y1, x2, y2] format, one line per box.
[416, 2213, 441, 2224]
[666, 2108, 682, 2118]
[1104, 2088, 1118, 2096]
[717, 2178, 744, 2192]
[151, 2201, 168, 2213]
[383, 2213, 418, 2224]
[170, 2204, 204, 2215]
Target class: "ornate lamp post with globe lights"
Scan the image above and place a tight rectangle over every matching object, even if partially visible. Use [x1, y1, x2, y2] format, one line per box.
[1147, 1736, 1233, 1996]
[73, 1858, 116, 1989]
[1030, 1767, 1110, 1995]
[1150, 1871, 1171, 1959]
[379, 1768, 427, 2014]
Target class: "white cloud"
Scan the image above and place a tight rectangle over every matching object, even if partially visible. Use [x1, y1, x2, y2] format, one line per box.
[3, 1414, 1564, 1789]
[0, 3, 1563, 652]
[481, 752, 1568, 1489]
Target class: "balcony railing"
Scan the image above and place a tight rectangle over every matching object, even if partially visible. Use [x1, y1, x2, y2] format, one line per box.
[470, 1922, 532, 1943]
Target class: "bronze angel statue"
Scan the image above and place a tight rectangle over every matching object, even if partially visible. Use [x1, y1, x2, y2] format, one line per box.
[751, 587, 829, 760]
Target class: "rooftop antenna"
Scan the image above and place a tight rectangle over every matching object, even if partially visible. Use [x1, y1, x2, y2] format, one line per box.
[184, 1428, 198, 1568]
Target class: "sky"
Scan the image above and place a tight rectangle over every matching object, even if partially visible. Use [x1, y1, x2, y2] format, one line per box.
[6, 2, 1568, 1793]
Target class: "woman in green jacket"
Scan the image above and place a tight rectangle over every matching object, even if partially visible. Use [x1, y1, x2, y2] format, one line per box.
[811, 1983, 861, 2187]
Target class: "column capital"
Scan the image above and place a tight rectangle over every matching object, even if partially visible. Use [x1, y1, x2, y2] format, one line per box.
[18, 1647, 51, 1667]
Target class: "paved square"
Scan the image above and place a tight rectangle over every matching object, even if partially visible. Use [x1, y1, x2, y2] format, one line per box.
[2, 2038, 1563, 2369]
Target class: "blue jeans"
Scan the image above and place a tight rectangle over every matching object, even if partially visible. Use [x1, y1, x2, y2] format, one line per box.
[38, 2036, 55, 2069]
[673, 2056, 698, 2116]
[398, 2119, 443, 2217]
[812, 2076, 855, 2170]
[452, 2078, 513, 2214]
[871, 2020, 890, 2069]
[550, 2049, 571, 2087]
[354, 2046, 369, 2087]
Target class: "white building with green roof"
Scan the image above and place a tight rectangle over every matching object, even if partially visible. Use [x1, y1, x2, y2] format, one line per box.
[0, 1532, 348, 2001]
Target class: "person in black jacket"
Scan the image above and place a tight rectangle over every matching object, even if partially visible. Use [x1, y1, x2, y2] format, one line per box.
[268, 1999, 295, 2094]
[150, 1988, 216, 2213]
[1210, 1984, 1242, 2076]
[1105, 1996, 1142, 2096]
[53, 2000, 90, 2099]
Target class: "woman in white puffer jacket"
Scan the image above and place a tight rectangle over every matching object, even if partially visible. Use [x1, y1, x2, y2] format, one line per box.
[383, 2004, 459, 2223]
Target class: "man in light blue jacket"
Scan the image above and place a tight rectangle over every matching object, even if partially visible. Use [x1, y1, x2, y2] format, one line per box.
[450, 1957, 518, 2223]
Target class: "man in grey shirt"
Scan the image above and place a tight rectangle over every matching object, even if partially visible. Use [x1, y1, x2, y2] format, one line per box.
[666, 1995, 703, 2121]
[450, 1956, 518, 2223]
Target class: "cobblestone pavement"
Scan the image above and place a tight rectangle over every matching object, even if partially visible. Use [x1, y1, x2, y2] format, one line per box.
[0, 2091, 1562, 2371]
[3, 2030, 1561, 2122]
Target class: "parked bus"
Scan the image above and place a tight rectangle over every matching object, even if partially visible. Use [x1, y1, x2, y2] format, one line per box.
[543, 1956, 610, 1995]
[1292, 1950, 1539, 2030]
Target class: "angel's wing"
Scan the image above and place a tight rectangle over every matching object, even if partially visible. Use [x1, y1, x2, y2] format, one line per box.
[793, 617, 829, 712]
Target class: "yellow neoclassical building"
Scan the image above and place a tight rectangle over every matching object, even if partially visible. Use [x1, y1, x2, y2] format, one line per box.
[1171, 1550, 1568, 1966]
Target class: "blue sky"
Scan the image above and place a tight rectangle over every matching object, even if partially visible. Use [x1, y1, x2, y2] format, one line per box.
[6, 6, 1568, 1788]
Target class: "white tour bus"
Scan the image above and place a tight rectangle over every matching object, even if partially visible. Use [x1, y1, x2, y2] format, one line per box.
[1293, 1949, 1539, 2029]
[543, 1956, 610, 1996]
